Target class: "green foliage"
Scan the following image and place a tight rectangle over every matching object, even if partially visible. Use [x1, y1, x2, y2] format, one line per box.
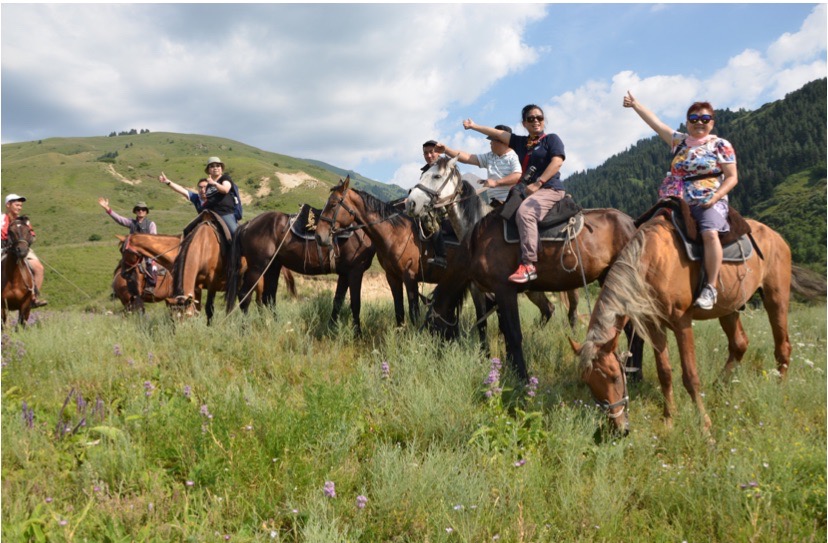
[567, 78, 827, 270]
[2, 295, 825, 542]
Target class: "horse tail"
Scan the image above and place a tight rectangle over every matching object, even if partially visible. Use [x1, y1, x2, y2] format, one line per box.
[281, 268, 298, 299]
[790, 264, 826, 302]
[224, 222, 245, 314]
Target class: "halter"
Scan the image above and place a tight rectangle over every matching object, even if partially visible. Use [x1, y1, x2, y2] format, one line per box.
[593, 347, 631, 419]
[412, 162, 465, 212]
[318, 186, 361, 236]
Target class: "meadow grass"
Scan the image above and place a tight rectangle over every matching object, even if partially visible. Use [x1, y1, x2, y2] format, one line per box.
[2, 293, 825, 542]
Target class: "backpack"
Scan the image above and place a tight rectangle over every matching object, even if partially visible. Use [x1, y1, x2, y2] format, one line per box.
[231, 182, 243, 220]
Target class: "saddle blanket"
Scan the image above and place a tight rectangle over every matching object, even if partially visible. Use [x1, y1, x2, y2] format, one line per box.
[670, 211, 753, 263]
[290, 204, 354, 241]
[503, 213, 584, 244]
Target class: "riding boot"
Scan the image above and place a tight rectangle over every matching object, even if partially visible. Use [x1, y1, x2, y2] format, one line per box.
[32, 287, 48, 308]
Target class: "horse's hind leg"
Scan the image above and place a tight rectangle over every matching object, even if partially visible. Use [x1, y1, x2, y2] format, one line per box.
[347, 272, 364, 336]
[718, 312, 749, 380]
[495, 290, 528, 381]
[260, 263, 282, 308]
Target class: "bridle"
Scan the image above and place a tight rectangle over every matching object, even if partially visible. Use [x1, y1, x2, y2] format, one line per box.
[318, 186, 361, 237]
[593, 349, 631, 419]
[7, 220, 33, 259]
[411, 162, 465, 213]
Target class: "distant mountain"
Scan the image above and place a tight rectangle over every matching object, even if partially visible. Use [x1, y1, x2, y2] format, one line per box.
[303, 159, 407, 202]
[565, 78, 827, 271]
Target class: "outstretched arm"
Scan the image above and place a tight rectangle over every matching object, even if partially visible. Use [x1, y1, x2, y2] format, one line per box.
[623, 91, 673, 145]
[434, 143, 480, 166]
[159, 172, 191, 199]
[463, 119, 510, 145]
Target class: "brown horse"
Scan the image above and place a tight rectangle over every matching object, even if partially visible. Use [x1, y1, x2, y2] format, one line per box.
[225, 208, 376, 333]
[407, 155, 580, 328]
[113, 234, 182, 313]
[571, 213, 792, 434]
[2, 216, 37, 326]
[425, 201, 639, 382]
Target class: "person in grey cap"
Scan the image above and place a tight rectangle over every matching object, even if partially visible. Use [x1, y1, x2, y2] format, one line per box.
[434, 125, 522, 206]
[98, 197, 158, 292]
[1, 194, 47, 307]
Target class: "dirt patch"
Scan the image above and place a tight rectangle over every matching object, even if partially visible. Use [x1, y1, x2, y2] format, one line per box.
[256, 178, 272, 198]
[277, 171, 322, 193]
[291, 271, 393, 301]
[106, 164, 142, 185]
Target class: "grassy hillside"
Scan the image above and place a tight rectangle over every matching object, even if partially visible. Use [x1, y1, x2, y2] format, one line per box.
[1, 133, 404, 308]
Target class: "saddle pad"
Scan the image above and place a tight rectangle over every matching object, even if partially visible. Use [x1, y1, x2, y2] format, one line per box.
[670, 211, 753, 262]
[290, 204, 353, 241]
[503, 213, 584, 244]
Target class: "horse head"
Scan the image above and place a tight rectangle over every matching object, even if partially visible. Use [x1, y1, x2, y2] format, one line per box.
[569, 333, 630, 435]
[7, 216, 34, 259]
[406, 156, 462, 218]
[316, 176, 358, 247]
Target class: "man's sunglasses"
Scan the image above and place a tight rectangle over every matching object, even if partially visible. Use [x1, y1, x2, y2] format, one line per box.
[687, 114, 714, 125]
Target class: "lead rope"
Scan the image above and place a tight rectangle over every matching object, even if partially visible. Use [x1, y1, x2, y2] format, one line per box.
[559, 217, 592, 315]
[224, 214, 298, 320]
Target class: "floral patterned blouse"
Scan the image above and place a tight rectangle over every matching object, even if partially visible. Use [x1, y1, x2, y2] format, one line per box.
[670, 131, 736, 204]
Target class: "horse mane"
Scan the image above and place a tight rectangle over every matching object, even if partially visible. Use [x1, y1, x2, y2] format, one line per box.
[578, 221, 665, 373]
[353, 189, 411, 228]
[453, 179, 489, 231]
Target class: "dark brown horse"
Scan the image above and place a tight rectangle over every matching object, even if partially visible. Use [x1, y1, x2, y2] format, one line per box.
[571, 214, 793, 435]
[113, 234, 182, 313]
[2, 216, 37, 326]
[407, 155, 580, 328]
[426, 203, 639, 381]
[225, 208, 376, 333]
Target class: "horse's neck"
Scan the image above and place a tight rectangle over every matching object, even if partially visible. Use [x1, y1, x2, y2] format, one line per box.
[353, 198, 412, 251]
[447, 193, 489, 240]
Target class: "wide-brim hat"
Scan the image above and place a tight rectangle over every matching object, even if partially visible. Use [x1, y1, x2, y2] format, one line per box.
[205, 156, 225, 173]
[133, 201, 150, 213]
[5, 193, 26, 205]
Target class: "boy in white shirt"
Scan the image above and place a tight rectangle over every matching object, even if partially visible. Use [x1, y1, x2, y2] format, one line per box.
[435, 125, 522, 205]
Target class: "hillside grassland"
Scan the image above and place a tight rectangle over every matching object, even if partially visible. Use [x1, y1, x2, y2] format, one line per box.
[2, 291, 825, 542]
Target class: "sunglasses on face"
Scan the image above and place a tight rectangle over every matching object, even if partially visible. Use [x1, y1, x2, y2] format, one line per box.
[687, 114, 713, 125]
[525, 115, 544, 123]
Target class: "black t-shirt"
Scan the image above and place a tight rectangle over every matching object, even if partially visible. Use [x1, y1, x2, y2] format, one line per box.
[509, 133, 566, 190]
[204, 174, 236, 215]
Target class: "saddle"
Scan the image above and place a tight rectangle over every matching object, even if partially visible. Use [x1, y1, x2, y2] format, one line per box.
[635, 197, 757, 262]
[183, 210, 233, 242]
[416, 215, 461, 246]
[501, 192, 585, 244]
[289, 204, 355, 241]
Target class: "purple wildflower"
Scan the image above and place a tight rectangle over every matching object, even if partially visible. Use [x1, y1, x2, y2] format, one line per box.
[200, 404, 212, 419]
[514, 458, 527, 467]
[22, 401, 34, 428]
[183, 385, 192, 399]
[356, 495, 368, 509]
[113, 344, 122, 356]
[381, 361, 390, 379]
[527, 376, 539, 397]
[143, 381, 155, 397]
[323, 481, 336, 498]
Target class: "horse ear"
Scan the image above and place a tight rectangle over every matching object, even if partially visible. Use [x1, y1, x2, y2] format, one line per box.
[447, 155, 459, 169]
[115, 234, 126, 242]
[343, 176, 350, 189]
[568, 337, 582, 354]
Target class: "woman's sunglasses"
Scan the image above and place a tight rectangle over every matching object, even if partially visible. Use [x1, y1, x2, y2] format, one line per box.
[524, 115, 544, 123]
[687, 114, 713, 125]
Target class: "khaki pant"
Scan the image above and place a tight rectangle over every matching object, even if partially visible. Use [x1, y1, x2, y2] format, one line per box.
[516, 188, 566, 264]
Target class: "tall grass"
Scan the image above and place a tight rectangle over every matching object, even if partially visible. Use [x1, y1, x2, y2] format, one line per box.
[2, 295, 825, 542]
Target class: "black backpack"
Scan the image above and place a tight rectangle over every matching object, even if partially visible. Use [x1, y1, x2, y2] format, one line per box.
[230, 183, 243, 220]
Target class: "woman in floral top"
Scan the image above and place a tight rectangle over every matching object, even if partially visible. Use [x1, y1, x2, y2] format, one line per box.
[623, 91, 739, 310]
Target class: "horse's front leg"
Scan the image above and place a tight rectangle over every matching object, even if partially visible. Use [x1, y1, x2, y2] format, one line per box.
[673, 319, 712, 434]
[525, 290, 554, 326]
[347, 271, 364, 336]
[495, 288, 528, 381]
[718, 312, 749, 380]
[646, 324, 675, 428]
[469, 283, 489, 353]
[330, 273, 349, 325]
[386, 274, 405, 326]
[205, 290, 216, 325]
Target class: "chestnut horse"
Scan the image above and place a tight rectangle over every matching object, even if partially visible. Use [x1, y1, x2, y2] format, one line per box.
[571, 214, 792, 435]
[424, 198, 639, 382]
[113, 234, 182, 313]
[225, 209, 376, 333]
[2, 216, 37, 326]
[407, 155, 578, 328]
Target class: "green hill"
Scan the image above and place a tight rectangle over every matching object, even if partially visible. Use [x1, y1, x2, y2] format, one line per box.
[565, 78, 827, 273]
[1, 133, 405, 308]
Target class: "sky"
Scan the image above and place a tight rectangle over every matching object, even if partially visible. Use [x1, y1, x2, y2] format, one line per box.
[2, 3, 826, 189]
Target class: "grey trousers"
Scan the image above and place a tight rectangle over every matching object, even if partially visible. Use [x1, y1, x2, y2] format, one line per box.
[516, 188, 566, 264]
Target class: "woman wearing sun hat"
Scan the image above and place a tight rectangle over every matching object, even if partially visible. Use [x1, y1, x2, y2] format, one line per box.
[201, 157, 240, 234]
[623, 91, 738, 310]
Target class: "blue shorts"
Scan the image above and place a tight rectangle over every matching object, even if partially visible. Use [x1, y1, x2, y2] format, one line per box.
[689, 201, 730, 233]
